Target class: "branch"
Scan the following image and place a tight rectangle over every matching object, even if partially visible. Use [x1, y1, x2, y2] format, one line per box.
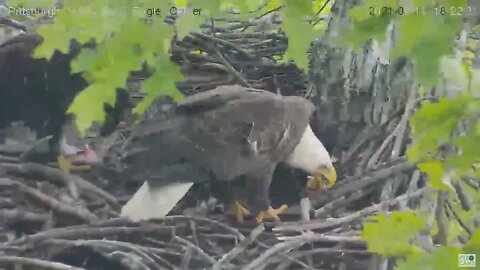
[174, 236, 216, 265]
[434, 191, 448, 245]
[0, 163, 120, 209]
[9, 225, 173, 246]
[0, 209, 50, 225]
[3, 177, 98, 223]
[212, 224, 264, 269]
[446, 200, 473, 236]
[0, 256, 84, 270]
[453, 182, 472, 211]
[311, 159, 415, 207]
[275, 188, 426, 233]
[314, 189, 368, 218]
[215, 49, 251, 87]
[276, 233, 365, 246]
[242, 240, 305, 270]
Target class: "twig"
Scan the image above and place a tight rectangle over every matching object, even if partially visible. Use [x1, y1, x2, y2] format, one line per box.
[6, 178, 98, 223]
[445, 201, 472, 236]
[0, 255, 84, 270]
[0, 209, 49, 225]
[381, 82, 417, 200]
[314, 189, 367, 218]
[275, 233, 364, 246]
[161, 216, 245, 241]
[9, 225, 173, 246]
[191, 32, 252, 59]
[242, 240, 305, 270]
[0, 163, 120, 209]
[215, 49, 251, 87]
[0, 155, 18, 162]
[254, 5, 282, 20]
[43, 239, 165, 270]
[453, 182, 472, 211]
[18, 135, 53, 161]
[275, 188, 426, 233]
[434, 191, 448, 245]
[174, 236, 216, 265]
[254, 241, 315, 270]
[312, 0, 332, 25]
[462, 177, 479, 190]
[288, 247, 367, 258]
[366, 121, 398, 169]
[212, 225, 264, 270]
[311, 159, 415, 207]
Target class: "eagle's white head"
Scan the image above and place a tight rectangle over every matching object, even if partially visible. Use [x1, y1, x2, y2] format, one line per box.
[286, 124, 337, 189]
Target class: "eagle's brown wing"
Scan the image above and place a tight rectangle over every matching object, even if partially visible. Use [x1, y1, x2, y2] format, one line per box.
[125, 85, 314, 183]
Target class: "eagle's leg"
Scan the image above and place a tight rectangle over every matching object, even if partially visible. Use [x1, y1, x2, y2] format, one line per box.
[245, 166, 289, 224]
[228, 200, 251, 223]
[57, 155, 90, 173]
[256, 204, 288, 223]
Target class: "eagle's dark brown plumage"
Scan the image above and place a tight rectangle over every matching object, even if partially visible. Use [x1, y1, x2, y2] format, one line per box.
[121, 85, 337, 223]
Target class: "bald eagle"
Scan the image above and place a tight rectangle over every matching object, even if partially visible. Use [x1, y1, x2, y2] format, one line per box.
[120, 86, 337, 223]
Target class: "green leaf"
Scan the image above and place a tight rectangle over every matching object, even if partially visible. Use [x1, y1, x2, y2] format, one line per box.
[176, 13, 207, 40]
[348, 0, 398, 21]
[33, 23, 73, 59]
[464, 228, 480, 257]
[397, 252, 432, 270]
[361, 211, 427, 256]
[417, 160, 452, 191]
[439, 56, 469, 90]
[343, 15, 391, 49]
[67, 84, 114, 135]
[7, 0, 55, 6]
[431, 246, 461, 270]
[133, 54, 184, 116]
[397, 246, 462, 270]
[409, 15, 461, 87]
[407, 96, 470, 162]
[392, 14, 430, 58]
[70, 48, 99, 75]
[196, 0, 221, 16]
[264, 0, 281, 12]
[312, 0, 331, 14]
[281, 0, 314, 71]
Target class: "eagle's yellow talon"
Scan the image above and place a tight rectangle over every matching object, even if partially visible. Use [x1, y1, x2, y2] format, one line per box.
[256, 205, 288, 224]
[229, 200, 251, 223]
[57, 154, 72, 174]
[71, 164, 91, 172]
[57, 155, 91, 174]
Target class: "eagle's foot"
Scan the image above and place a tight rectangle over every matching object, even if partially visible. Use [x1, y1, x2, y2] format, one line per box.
[229, 200, 251, 223]
[57, 155, 91, 174]
[256, 205, 288, 224]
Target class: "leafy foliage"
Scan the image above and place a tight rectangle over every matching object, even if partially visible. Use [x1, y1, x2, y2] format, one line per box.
[345, 0, 480, 269]
[346, 0, 465, 88]
[281, 0, 314, 71]
[361, 211, 426, 256]
[8, 0, 321, 134]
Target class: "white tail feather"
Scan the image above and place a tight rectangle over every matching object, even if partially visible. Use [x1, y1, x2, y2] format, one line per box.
[121, 181, 194, 221]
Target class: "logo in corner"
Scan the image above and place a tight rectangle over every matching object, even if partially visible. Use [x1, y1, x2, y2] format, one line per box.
[458, 254, 476, 268]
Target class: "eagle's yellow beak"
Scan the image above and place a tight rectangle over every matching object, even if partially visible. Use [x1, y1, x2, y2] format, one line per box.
[307, 167, 337, 190]
[321, 167, 337, 188]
